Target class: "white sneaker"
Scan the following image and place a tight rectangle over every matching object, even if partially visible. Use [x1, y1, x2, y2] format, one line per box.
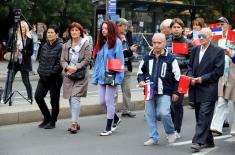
[175, 131, 181, 139]
[144, 139, 158, 146]
[0, 99, 4, 104]
[100, 130, 112, 136]
[167, 133, 176, 143]
[111, 118, 122, 132]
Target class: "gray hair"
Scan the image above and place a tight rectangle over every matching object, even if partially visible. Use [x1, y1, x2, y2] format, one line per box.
[152, 33, 166, 42]
[201, 27, 212, 37]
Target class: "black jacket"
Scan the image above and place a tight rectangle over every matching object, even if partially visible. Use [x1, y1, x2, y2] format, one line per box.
[166, 35, 194, 74]
[122, 38, 133, 72]
[38, 38, 63, 80]
[188, 43, 224, 103]
[8, 37, 33, 71]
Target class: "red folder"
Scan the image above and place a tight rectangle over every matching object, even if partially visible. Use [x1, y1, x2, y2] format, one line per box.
[178, 75, 190, 94]
[107, 58, 123, 72]
[172, 43, 188, 54]
[226, 30, 235, 43]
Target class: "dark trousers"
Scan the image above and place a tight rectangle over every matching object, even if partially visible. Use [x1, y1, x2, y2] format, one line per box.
[3, 66, 32, 101]
[192, 101, 215, 145]
[35, 77, 62, 122]
[171, 93, 184, 133]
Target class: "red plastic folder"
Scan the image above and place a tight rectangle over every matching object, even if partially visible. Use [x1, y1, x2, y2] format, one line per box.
[226, 30, 235, 43]
[172, 43, 188, 54]
[107, 59, 123, 72]
[178, 75, 190, 94]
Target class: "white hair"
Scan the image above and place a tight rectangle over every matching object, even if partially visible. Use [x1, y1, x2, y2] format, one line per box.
[161, 19, 172, 27]
[152, 33, 166, 42]
[201, 27, 212, 37]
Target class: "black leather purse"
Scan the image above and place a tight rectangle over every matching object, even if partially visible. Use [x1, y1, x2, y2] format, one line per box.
[67, 48, 86, 81]
[104, 71, 115, 86]
[103, 50, 116, 86]
[68, 67, 86, 81]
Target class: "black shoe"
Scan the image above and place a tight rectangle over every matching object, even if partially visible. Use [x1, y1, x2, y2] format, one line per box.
[121, 112, 136, 118]
[38, 120, 50, 128]
[44, 122, 55, 129]
[211, 129, 222, 136]
[201, 142, 215, 149]
[191, 143, 201, 152]
[223, 122, 230, 128]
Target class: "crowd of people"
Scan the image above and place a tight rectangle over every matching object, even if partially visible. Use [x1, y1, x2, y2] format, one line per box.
[0, 15, 235, 153]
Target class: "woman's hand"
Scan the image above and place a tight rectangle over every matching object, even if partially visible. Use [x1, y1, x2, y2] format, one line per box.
[66, 65, 77, 75]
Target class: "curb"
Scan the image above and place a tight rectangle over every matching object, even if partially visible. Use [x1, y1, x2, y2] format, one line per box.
[0, 97, 190, 126]
[0, 100, 145, 126]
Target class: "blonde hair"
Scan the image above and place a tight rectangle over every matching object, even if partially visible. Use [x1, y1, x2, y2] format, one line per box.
[17, 20, 31, 40]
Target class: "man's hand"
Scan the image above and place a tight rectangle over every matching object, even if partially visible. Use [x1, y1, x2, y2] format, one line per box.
[194, 77, 202, 84]
[130, 44, 138, 53]
[191, 79, 196, 86]
[138, 81, 146, 87]
[224, 48, 234, 58]
[172, 94, 179, 103]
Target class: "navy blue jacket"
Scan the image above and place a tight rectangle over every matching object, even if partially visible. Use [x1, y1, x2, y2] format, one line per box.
[137, 49, 181, 96]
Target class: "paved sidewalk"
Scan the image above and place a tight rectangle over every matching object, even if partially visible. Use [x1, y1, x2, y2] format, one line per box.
[0, 61, 39, 82]
[0, 90, 145, 126]
[0, 61, 146, 126]
[0, 61, 140, 82]
[0, 60, 189, 126]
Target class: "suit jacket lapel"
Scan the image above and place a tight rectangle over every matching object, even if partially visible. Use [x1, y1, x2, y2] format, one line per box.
[193, 46, 200, 75]
[198, 43, 212, 69]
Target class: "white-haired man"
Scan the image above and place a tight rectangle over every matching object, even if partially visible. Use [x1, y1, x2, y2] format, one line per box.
[188, 28, 224, 152]
[137, 33, 181, 145]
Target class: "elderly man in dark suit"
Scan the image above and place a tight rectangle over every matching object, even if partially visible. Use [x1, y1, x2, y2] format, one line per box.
[188, 28, 224, 152]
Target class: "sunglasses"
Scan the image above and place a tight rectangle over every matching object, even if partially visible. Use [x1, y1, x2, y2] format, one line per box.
[198, 34, 207, 39]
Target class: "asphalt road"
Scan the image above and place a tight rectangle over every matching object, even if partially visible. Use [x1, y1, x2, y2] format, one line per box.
[0, 109, 234, 155]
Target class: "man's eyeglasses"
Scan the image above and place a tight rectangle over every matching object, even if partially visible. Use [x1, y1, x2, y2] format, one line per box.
[198, 34, 207, 39]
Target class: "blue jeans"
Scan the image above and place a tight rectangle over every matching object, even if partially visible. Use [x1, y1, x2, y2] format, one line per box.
[145, 95, 175, 142]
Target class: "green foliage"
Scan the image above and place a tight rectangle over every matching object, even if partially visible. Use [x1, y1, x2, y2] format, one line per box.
[1, 0, 94, 31]
[0, 5, 9, 20]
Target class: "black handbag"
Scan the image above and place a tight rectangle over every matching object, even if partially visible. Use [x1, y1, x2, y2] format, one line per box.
[104, 71, 115, 86]
[68, 67, 86, 81]
[67, 47, 86, 81]
[103, 49, 116, 86]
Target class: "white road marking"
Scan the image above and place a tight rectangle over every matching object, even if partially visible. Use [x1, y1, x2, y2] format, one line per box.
[192, 147, 218, 155]
[170, 135, 232, 146]
[224, 136, 235, 142]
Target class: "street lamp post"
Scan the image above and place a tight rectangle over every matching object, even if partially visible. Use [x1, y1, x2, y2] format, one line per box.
[105, 0, 109, 20]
